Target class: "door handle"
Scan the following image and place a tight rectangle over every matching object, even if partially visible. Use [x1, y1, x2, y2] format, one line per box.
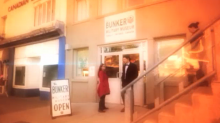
[117, 72, 122, 78]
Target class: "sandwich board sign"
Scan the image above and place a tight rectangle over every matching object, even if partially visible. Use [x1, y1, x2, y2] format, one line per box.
[50, 79, 72, 118]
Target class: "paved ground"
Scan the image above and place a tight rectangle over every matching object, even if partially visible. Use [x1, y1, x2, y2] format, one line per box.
[0, 96, 124, 123]
[0, 96, 148, 123]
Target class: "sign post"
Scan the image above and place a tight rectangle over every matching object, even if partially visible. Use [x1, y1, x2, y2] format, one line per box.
[50, 79, 72, 118]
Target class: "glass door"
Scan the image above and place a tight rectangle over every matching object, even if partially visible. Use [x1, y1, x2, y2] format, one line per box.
[103, 53, 122, 104]
[100, 42, 146, 105]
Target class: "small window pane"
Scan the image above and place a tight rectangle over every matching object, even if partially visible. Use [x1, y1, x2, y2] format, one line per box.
[42, 65, 58, 88]
[42, 3, 46, 23]
[76, 48, 89, 77]
[47, 0, 51, 22]
[52, 0, 55, 20]
[15, 66, 25, 86]
[34, 7, 38, 26]
[104, 46, 122, 53]
[38, 4, 42, 25]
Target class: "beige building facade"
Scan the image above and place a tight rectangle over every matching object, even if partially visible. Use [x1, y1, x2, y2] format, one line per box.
[65, 0, 220, 106]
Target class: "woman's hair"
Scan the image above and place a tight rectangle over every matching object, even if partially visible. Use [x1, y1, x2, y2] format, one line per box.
[188, 22, 199, 28]
[98, 64, 105, 77]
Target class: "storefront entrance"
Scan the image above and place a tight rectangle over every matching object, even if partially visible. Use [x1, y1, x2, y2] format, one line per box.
[99, 41, 147, 106]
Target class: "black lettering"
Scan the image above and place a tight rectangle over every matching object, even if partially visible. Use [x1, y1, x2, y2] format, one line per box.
[59, 104, 62, 110]
[66, 103, 70, 109]
[54, 104, 58, 111]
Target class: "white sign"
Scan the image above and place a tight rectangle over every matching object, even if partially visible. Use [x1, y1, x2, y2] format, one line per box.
[105, 10, 136, 43]
[51, 79, 72, 118]
[89, 66, 95, 77]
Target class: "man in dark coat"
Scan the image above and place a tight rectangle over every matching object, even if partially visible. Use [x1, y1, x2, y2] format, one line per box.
[121, 55, 138, 112]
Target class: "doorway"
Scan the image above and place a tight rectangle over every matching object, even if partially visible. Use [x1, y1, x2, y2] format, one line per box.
[99, 41, 147, 106]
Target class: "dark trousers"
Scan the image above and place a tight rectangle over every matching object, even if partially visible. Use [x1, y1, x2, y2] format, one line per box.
[188, 68, 208, 86]
[99, 95, 106, 110]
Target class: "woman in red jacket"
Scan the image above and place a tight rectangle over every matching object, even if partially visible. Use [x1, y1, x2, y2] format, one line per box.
[97, 64, 110, 112]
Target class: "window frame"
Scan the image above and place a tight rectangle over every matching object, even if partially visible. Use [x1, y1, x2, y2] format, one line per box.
[73, 47, 89, 79]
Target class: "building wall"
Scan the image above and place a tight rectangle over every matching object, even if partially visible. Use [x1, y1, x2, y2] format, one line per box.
[0, 0, 67, 38]
[66, 0, 220, 103]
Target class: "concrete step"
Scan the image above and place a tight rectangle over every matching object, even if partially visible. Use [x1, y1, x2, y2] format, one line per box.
[175, 93, 193, 123]
[192, 87, 213, 123]
[210, 82, 220, 120]
[158, 109, 175, 123]
[144, 114, 158, 123]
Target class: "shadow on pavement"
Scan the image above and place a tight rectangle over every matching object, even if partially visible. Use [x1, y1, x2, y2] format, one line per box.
[0, 96, 49, 115]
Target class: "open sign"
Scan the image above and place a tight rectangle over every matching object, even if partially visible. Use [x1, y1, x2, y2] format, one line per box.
[50, 79, 72, 118]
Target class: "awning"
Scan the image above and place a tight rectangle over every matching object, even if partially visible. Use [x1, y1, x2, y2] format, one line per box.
[0, 20, 64, 48]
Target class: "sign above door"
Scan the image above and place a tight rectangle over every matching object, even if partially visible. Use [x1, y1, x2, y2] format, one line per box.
[104, 10, 136, 43]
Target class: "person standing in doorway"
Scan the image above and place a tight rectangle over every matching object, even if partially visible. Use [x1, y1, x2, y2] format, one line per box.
[97, 64, 110, 113]
[121, 55, 138, 112]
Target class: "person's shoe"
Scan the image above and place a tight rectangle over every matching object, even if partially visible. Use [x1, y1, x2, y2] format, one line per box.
[121, 108, 125, 112]
[98, 110, 105, 113]
[104, 107, 109, 110]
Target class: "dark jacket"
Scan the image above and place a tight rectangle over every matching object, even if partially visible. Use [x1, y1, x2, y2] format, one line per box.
[121, 63, 138, 87]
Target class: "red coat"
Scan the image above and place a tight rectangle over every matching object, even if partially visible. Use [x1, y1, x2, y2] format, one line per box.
[97, 71, 110, 97]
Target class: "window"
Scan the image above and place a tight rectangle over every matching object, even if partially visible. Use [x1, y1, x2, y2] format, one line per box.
[124, 0, 144, 8]
[74, 48, 89, 77]
[99, 0, 118, 15]
[155, 37, 185, 78]
[34, 0, 55, 26]
[15, 66, 25, 86]
[75, 0, 89, 21]
[42, 65, 58, 88]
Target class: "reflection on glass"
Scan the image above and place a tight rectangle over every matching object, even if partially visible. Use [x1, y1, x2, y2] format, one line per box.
[104, 44, 139, 53]
[42, 65, 58, 88]
[123, 54, 140, 72]
[76, 48, 89, 77]
[105, 55, 119, 78]
[104, 46, 122, 53]
[156, 38, 184, 77]
[15, 66, 25, 86]
[123, 44, 139, 49]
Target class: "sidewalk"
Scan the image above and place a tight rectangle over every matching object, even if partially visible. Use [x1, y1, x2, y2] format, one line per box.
[0, 96, 125, 123]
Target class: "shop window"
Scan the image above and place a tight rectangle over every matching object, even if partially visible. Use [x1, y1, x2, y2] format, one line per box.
[42, 65, 58, 88]
[99, 0, 118, 15]
[74, 48, 89, 77]
[124, 0, 144, 8]
[34, 0, 55, 26]
[155, 37, 185, 78]
[15, 66, 25, 86]
[75, 0, 89, 21]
